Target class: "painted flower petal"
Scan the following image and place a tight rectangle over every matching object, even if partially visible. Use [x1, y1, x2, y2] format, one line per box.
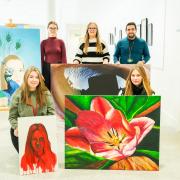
[95, 149, 126, 161]
[130, 117, 155, 144]
[106, 109, 134, 136]
[65, 127, 90, 151]
[76, 110, 110, 142]
[91, 97, 113, 118]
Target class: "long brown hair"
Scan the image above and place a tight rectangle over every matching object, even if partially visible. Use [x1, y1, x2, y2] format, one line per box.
[83, 22, 103, 54]
[20, 66, 48, 107]
[124, 64, 153, 95]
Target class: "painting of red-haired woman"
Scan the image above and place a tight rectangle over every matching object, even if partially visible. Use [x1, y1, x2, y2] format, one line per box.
[20, 123, 57, 174]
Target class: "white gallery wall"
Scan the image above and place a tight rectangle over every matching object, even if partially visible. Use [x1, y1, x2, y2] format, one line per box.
[0, 0, 179, 130]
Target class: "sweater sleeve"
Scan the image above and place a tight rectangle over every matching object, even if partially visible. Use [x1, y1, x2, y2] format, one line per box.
[8, 90, 20, 129]
[41, 40, 45, 69]
[74, 42, 83, 63]
[102, 41, 110, 62]
[46, 91, 55, 115]
[60, 40, 67, 63]
[143, 41, 150, 63]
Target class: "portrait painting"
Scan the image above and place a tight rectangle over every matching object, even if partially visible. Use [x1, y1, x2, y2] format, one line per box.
[51, 64, 150, 120]
[18, 115, 58, 175]
[0, 27, 41, 109]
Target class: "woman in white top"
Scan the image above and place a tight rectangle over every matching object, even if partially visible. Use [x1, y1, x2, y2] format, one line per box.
[73, 22, 110, 64]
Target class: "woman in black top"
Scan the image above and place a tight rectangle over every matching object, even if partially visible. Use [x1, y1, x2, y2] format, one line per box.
[122, 64, 153, 95]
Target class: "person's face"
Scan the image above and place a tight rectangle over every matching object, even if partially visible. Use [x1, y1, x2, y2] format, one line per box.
[27, 71, 40, 91]
[130, 69, 143, 86]
[48, 23, 58, 37]
[5, 59, 24, 85]
[126, 25, 137, 39]
[88, 23, 97, 39]
[31, 130, 45, 156]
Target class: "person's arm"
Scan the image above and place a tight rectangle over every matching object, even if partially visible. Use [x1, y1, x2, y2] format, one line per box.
[8, 90, 20, 131]
[60, 40, 67, 64]
[102, 41, 110, 64]
[46, 91, 55, 115]
[73, 42, 83, 64]
[143, 41, 150, 63]
[113, 41, 121, 64]
[41, 40, 45, 70]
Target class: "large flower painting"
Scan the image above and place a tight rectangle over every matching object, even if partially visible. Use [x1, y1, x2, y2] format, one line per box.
[65, 95, 160, 170]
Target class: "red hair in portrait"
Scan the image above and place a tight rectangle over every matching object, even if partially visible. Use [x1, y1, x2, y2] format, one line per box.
[21, 123, 57, 173]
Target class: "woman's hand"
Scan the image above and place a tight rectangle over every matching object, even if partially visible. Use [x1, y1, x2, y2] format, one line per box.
[103, 59, 109, 64]
[73, 60, 80, 64]
[14, 128, 18, 137]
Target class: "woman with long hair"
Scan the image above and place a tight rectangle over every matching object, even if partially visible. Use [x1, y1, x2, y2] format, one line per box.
[123, 64, 153, 95]
[73, 22, 110, 64]
[8, 66, 55, 153]
[41, 21, 67, 90]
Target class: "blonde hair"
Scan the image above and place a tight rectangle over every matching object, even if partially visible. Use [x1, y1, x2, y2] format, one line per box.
[124, 64, 153, 95]
[83, 22, 103, 54]
[20, 66, 48, 107]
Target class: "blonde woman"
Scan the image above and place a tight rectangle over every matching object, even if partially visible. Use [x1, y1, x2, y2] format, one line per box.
[8, 66, 55, 152]
[123, 64, 153, 95]
[73, 22, 110, 64]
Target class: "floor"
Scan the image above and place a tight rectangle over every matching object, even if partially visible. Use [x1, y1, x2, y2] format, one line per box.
[0, 111, 180, 180]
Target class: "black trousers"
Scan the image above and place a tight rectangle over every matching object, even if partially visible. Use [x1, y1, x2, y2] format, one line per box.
[10, 128, 19, 153]
[42, 62, 51, 90]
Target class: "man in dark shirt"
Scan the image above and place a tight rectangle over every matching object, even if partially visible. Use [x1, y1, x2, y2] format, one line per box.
[113, 22, 150, 64]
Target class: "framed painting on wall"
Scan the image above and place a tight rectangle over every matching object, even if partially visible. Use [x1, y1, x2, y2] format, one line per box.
[136, 24, 141, 38]
[141, 18, 148, 42]
[148, 23, 153, 46]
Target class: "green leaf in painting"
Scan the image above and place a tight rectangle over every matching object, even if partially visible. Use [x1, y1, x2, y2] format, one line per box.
[135, 149, 159, 160]
[66, 95, 94, 110]
[65, 109, 77, 129]
[65, 145, 114, 169]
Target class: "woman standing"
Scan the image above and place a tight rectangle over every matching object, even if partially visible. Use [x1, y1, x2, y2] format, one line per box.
[41, 21, 67, 90]
[73, 22, 110, 64]
[8, 66, 55, 153]
[122, 64, 153, 95]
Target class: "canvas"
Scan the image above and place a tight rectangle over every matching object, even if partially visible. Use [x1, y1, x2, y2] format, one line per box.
[0, 27, 41, 109]
[65, 95, 160, 170]
[18, 115, 58, 175]
[51, 64, 150, 119]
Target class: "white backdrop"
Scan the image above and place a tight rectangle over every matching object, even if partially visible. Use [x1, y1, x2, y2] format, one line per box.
[0, 0, 180, 131]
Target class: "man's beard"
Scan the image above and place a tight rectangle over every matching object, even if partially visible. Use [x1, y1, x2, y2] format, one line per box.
[128, 34, 136, 39]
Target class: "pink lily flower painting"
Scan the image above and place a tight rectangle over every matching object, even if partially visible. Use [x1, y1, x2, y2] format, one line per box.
[65, 96, 160, 170]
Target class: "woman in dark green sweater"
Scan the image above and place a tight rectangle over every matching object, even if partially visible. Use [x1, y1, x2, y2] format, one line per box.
[8, 66, 55, 152]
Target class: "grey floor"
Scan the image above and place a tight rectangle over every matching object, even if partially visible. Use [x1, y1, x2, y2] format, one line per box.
[0, 111, 180, 180]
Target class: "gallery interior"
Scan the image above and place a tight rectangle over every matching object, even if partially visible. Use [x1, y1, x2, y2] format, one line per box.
[0, 0, 180, 179]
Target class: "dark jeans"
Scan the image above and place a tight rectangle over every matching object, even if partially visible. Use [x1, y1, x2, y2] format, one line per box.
[42, 62, 51, 90]
[10, 128, 19, 153]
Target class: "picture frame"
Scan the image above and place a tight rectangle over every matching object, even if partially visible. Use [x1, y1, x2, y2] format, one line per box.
[147, 23, 153, 46]
[136, 24, 141, 38]
[141, 18, 148, 42]
[119, 29, 122, 40]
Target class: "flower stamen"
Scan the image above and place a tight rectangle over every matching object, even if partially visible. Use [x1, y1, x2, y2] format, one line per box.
[105, 128, 126, 150]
